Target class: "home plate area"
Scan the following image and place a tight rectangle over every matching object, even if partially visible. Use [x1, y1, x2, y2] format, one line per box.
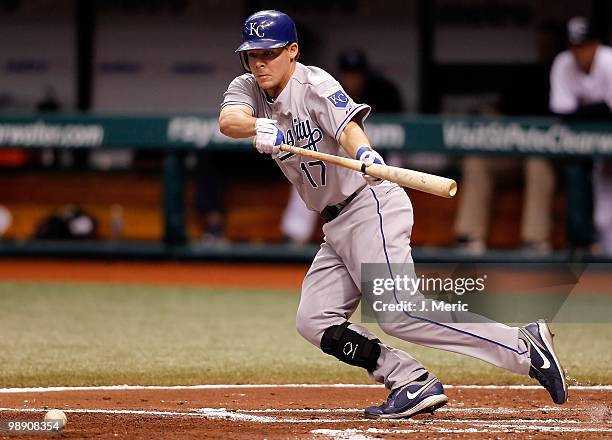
[0, 385, 610, 439]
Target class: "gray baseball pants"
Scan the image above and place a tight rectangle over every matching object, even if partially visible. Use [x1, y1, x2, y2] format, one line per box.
[296, 182, 531, 390]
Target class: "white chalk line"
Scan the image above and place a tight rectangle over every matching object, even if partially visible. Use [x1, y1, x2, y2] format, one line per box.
[1, 383, 611, 393]
[0, 407, 464, 425]
[0, 406, 608, 433]
[190, 409, 582, 425]
[239, 405, 572, 414]
[0, 407, 437, 425]
[197, 409, 597, 428]
[0, 407, 206, 418]
[312, 425, 612, 437]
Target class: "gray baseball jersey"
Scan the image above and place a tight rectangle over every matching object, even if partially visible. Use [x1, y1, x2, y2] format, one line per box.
[221, 62, 533, 392]
[221, 62, 370, 212]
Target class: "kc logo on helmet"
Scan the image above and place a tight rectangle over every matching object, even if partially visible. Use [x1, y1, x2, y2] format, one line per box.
[248, 22, 265, 37]
[326, 90, 349, 108]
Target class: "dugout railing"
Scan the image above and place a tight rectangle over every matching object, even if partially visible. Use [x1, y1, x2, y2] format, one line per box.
[1, 113, 611, 262]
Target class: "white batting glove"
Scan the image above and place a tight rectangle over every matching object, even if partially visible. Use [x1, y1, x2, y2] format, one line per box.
[356, 146, 385, 186]
[255, 118, 283, 158]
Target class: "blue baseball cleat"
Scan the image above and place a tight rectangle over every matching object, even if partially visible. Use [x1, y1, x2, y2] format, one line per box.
[520, 320, 568, 404]
[364, 373, 448, 419]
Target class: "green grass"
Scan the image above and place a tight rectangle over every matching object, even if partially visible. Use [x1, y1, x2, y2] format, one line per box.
[1, 281, 611, 387]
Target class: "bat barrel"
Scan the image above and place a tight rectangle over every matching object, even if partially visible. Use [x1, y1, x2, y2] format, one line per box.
[407, 176, 457, 198]
[367, 163, 457, 198]
[277, 142, 457, 198]
[448, 181, 458, 197]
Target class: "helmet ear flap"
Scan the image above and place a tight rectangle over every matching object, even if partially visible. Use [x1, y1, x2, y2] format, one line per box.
[239, 52, 251, 72]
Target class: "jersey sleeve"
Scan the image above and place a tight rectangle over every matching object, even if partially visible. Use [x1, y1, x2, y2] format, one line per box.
[549, 55, 578, 114]
[221, 75, 257, 115]
[310, 80, 371, 142]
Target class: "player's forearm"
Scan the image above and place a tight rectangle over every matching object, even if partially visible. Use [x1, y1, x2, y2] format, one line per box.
[219, 108, 256, 139]
[339, 121, 371, 158]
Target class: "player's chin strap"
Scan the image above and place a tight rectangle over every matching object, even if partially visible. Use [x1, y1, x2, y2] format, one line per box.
[320, 321, 381, 372]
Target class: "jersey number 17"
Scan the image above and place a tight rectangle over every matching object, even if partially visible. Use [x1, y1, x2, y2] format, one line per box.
[300, 160, 327, 188]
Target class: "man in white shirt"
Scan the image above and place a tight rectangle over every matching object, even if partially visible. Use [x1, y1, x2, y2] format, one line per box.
[550, 16, 612, 254]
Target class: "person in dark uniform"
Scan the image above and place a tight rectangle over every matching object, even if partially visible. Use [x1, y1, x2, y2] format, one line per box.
[337, 48, 403, 114]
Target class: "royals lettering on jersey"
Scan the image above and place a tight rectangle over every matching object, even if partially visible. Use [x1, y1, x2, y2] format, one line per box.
[221, 62, 371, 212]
[285, 117, 323, 149]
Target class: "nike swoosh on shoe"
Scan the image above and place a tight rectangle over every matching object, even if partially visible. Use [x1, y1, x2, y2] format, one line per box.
[406, 378, 437, 400]
[530, 340, 551, 369]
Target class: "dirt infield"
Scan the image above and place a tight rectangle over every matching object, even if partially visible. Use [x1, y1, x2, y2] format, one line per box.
[0, 259, 308, 289]
[0, 385, 611, 439]
[3, 259, 612, 294]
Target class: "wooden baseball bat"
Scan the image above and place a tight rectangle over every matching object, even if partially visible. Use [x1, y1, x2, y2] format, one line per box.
[278, 144, 457, 198]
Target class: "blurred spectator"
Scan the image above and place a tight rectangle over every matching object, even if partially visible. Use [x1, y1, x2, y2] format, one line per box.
[34, 205, 97, 240]
[550, 16, 612, 255]
[36, 85, 61, 113]
[280, 49, 405, 245]
[0, 205, 12, 238]
[35, 85, 81, 169]
[336, 48, 403, 114]
[336, 49, 441, 169]
[453, 103, 555, 254]
[281, 186, 318, 246]
[453, 24, 565, 255]
[194, 151, 227, 244]
[454, 155, 555, 254]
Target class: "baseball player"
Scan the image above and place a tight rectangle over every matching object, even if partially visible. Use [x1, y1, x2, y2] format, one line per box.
[220, 10, 567, 418]
[550, 16, 612, 255]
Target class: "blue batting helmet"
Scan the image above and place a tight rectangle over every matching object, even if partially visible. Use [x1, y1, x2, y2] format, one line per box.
[236, 10, 298, 52]
[235, 10, 298, 71]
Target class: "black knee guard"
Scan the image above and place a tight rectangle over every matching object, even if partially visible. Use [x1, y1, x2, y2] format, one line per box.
[320, 321, 381, 372]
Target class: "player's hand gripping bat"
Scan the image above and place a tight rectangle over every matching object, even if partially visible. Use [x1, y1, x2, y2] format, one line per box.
[275, 143, 457, 198]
